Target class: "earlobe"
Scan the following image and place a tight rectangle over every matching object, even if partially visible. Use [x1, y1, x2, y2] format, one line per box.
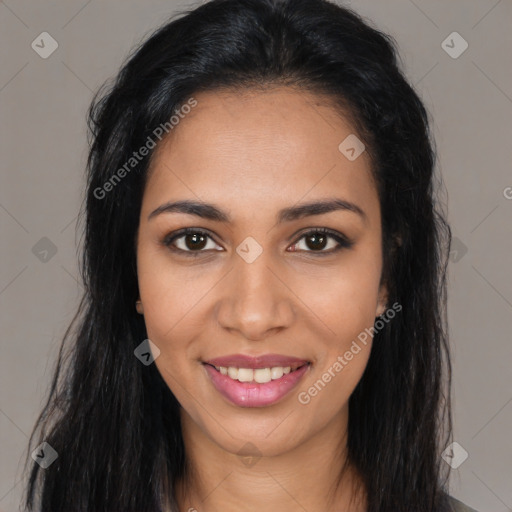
[136, 300, 144, 314]
[376, 285, 388, 318]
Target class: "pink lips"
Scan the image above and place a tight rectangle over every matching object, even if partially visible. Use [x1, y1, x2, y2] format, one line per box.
[202, 353, 311, 408]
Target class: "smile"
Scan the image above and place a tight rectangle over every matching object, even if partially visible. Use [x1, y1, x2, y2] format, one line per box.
[211, 363, 305, 383]
[203, 362, 311, 407]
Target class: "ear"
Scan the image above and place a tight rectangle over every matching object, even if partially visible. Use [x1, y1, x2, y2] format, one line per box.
[375, 282, 388, 318]
[375, 232, 400, 317]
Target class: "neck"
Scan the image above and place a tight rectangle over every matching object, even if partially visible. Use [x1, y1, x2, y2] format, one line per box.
[174, 406, 367, 512]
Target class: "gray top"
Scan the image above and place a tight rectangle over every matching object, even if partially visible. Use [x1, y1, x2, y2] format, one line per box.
[448, 496, 478, 512]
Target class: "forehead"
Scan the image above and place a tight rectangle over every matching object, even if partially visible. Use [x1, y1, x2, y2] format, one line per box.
[142, 87, 378, 224]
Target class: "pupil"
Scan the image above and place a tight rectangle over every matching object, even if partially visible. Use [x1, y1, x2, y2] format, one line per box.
[307, 233, 326, 250]
[186, 233, 207, 250]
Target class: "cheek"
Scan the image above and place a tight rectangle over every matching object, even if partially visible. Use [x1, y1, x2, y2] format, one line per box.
[137, 244, 206, 335]
[295, 269, 377, 415]
[294, 256, 382, 337]
[291, 250, 381, 400]
[136, 247, 224, 396]
[136, 248, 190, 360]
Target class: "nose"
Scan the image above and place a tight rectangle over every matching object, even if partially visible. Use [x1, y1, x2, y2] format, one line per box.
[215, 251, 295, 341]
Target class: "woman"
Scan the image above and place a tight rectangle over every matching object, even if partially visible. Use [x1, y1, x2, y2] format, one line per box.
[23, 0, 477, 510]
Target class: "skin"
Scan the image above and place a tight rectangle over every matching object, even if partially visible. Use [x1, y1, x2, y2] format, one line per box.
[135, 87, 388, 512]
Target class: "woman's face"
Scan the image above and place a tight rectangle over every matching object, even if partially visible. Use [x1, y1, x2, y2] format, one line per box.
[136, 87, 387, 457]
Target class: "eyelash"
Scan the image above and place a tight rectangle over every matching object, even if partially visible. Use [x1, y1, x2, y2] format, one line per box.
[161, 227, 353, 257]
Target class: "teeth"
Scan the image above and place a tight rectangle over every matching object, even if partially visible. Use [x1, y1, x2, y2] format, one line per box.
[238, 368, 253, 382]
[254, 368, 271, 383]
[270, 367, 283, 379]
[213, 365, 300, 383]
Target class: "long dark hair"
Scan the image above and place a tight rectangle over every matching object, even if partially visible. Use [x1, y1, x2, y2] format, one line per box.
[23, 0, 453, 510]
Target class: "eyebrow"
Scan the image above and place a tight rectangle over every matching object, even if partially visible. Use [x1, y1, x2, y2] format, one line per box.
[148, 198, 367, 224]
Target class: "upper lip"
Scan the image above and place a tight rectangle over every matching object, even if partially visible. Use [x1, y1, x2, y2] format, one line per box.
[203, 353, 310, 369]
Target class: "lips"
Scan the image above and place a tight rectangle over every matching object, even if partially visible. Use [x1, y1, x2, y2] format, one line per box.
[201, 353, 312, 407]
[203, 353, 310, 369]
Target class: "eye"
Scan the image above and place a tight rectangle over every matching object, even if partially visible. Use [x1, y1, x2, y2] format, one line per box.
[288, 228, 353, 255]
[162, 228, 222, 256]
[162, 227, 353, 257]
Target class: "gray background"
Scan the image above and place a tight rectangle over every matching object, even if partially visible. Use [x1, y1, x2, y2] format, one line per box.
[1, 1, 511, 511]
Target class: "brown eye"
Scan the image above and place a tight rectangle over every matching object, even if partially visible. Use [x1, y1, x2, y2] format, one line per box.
[304, 232, 328, 251]
[181, 232, 208, 250]
[163, 227, 352, 257]
[288, 228, 353, 254]
[163, 228, 223, 255]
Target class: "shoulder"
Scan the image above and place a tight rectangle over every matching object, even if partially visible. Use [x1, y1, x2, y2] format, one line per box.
[447, 495, 479, 512]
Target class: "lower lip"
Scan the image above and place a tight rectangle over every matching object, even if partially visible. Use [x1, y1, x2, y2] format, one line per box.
[203, 363, 310, 408]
